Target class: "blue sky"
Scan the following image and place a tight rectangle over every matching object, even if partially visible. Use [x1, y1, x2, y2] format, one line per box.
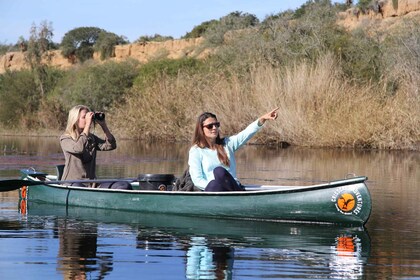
[0, 0, 313, 44]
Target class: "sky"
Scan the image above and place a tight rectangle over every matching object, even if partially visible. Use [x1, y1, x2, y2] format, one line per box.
[0, 0, 314, 44]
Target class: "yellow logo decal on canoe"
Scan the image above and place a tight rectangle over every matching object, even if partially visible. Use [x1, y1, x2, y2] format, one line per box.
[337, 193, 355, 212]
[331, 187, 363, 215]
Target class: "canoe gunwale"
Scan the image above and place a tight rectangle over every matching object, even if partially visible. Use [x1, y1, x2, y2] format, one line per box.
[22, 175, 368, 196]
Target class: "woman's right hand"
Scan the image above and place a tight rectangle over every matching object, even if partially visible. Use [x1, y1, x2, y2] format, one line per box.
[85, 111, 94, 125]
[83, 112, 94, 135]
[258, 107, 279, 126]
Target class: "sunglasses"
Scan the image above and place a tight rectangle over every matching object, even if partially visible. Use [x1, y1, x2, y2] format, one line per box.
[202, 122, 220, 129]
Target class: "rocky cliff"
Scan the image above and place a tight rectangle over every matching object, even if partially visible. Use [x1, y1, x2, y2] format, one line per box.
[1, 0, 419, 74]
[0, 37, 207, 74]
[338, 0, 420, 29]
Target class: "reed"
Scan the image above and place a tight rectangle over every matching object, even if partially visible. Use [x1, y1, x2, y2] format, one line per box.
[111, 54, 419, 150]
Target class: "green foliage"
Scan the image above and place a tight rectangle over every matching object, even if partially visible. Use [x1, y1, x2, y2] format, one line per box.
[0, 67, 66, 127]
[54, 59, 139, 111]
[293, 0, 333, 19]
[183, 20, 218, 39]
[0, 43, 14, 55]
[357, 0, 371, 11]
[26, 21, 54, 66]
[211, 0, 340, 71]
[204, 11, 259, 46]
[135, 34, 174, 44]
[61, 27, 105, 62]
[210, 0, 384, 84]
[133, 58, 206, 89]
[381, 19, 420, 93]
[337, 28, 382, 83]
[392, 0, 398, 9]
[17, 36, 28, 51]
[24, 21, 56, 97]
[0, 70, 38, 127]
[94, 32, 128, 60]
[0, 35, 26, 54]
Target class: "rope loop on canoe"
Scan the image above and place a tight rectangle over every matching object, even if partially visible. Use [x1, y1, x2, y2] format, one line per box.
[345, 173, 357, 178]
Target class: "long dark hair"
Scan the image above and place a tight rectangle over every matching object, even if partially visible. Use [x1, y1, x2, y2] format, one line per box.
[192, 112, 230, 167]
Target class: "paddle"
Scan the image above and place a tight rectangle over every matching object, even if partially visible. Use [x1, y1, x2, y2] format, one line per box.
[0, 178, 136, 192]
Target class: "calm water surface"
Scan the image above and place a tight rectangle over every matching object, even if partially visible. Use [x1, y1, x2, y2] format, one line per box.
[0, 136, 419, 279]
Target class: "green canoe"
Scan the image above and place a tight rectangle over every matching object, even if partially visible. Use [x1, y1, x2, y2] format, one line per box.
[13, 168, 372, 226]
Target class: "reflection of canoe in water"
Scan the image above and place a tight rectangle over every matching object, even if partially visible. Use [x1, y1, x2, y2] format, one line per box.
[23, 201, 371, 279]
[23, 200, 371, 258]
[16, 168, 372, 225]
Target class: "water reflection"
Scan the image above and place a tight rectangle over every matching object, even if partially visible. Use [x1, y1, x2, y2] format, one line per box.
[21, 201, 370, 279]
[329, 235, 364, 279]
[56, 220, 113, 280]
[185, 237, 234, 280]
[1, 135, 419, 278]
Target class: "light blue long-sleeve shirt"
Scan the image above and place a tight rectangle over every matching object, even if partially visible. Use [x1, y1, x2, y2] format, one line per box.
[188, 119, 263, 190]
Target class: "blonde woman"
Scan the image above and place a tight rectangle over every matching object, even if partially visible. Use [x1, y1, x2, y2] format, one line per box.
[60, 105, 130, 189]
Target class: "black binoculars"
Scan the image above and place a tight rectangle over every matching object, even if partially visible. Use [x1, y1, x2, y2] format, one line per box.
[93, 112, 105, 121]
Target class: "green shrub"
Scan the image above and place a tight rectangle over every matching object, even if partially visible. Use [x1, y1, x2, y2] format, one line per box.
[183, 20, 218, 39]
[380, 19, 420, 95]
[204, 11, 259, 46]
[357, 0, 371, 11]
[94, 32, 128, 60]
[211, 1, 340, 71]
[135, 34, 174, 44]
[338, 28, 383, 83]
[0, 43, 17, 55]
[133, 58, 206, 89]
[0, 67, 66, 128]
[0, 70, 38, 127]
[210, 0, 384, 84]
[53, 59, 139, 112]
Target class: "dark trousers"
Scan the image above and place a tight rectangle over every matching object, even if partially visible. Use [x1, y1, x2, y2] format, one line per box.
[98, 181, 132, 190]
[205, 167, 243, 192]
[70, 181, 132, 190]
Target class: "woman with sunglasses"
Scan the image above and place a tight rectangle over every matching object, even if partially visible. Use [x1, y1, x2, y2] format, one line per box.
[188, 108, 279, 191]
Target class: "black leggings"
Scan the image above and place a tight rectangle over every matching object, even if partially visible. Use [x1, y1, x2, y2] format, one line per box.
[70, 181, 132, 190]
[98, 181, 132, 190]
[204, 167, 243, 192]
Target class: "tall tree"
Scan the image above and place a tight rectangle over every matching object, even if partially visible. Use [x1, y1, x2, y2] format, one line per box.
[25, 20, 54, 96]
[94, 31, 128, 60]
[61, 27, 104, 62]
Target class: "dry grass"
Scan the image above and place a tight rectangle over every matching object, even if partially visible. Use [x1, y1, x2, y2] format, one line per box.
[111, 54, 419, 150]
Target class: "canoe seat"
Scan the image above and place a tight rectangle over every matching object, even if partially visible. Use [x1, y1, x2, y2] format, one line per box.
[56, 164, 65, 180]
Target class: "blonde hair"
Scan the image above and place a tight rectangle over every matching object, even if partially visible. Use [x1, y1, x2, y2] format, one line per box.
[64, 105, 91, 140]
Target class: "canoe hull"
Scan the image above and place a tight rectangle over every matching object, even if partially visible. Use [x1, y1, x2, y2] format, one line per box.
[19, 172, 372, 226]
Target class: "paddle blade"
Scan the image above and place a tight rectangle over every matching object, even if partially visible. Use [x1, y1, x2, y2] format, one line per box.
[0, 179, 39, 192]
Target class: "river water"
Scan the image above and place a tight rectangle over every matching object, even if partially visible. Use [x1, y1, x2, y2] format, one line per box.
[0, 135, 419, 279]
